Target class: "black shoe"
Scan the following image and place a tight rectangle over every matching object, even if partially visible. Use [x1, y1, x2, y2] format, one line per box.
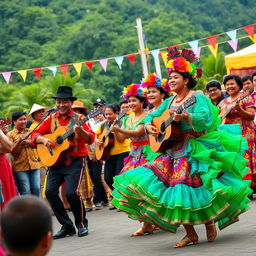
[109, 205, 116, 210]
[53, 226, 76, 240]
[77, 226, 88, 237]
[94, 202, 103, 210]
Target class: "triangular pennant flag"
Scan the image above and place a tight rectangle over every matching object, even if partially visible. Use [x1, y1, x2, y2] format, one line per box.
[59, 64, 69, 77]
[114, 56, 124, 69]
[73, 63, 82, 76]
[85, 61, 94, 71]
[195, 47, 201, 59]
[188, 40, 199, 53]
[47, 66, 57, 76]
[151, 49, 160, 59]
[33, 68, 42, 79]
[17, 70, 27, 82]
[226, 30, 237, 42]
[208, 44, 218, 58]
[160, 52, 168, 66]
[2, 72, 12, 84]
[99, 59, 108, 72]
[244, 24, 254, 38]
[227, 39, 238, 52]
[206, 35, 217, 49]
[249, 34, 256, 44]
[126, 54, 136, 65]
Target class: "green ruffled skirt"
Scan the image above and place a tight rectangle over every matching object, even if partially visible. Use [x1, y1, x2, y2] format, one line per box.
[112, 126, 252, 232]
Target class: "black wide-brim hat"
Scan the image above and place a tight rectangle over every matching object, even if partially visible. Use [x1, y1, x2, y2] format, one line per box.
[52, 86, 77, 101]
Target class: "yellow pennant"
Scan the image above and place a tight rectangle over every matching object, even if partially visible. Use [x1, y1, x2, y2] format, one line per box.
[17, 70, 27, 82]
[73, 62, 82, 76]
[161, 52, 168, 66]
[249, 34, 256, 43]
[208, 44, 218, 58]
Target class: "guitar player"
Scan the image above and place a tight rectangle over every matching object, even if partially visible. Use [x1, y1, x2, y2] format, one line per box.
[31, 86, 95, 240]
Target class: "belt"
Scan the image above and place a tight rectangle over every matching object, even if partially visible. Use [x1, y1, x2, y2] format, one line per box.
[64, 156, 83, 162]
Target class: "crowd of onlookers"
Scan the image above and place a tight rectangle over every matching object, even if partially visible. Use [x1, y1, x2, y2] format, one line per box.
[0, 71, 255, 255]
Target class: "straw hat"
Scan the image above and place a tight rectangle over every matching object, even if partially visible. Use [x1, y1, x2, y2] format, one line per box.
[28, 104, 49, 120]
[72, 100, 88, 111]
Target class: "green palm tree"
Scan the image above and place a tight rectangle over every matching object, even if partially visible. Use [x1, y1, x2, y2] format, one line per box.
[196, 51, 227, 91]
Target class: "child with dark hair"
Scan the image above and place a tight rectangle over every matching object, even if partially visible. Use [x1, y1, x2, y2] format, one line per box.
[1, 195, 52, 256]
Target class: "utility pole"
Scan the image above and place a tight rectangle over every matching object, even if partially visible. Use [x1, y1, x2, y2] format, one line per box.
[136, 18, 148, 78]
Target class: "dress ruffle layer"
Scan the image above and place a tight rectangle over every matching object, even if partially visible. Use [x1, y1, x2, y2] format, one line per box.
[112, 127, 252, 232]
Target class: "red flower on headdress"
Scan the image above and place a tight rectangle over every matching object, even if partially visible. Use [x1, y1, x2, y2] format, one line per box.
[144, 73, 156, 86]
[173, 57, 190, 73]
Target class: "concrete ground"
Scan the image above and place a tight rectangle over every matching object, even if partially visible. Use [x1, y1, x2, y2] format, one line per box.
[49, 199, 256, 256]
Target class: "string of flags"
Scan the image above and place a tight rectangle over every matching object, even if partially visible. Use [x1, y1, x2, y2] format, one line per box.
[1, 24, 256, 84]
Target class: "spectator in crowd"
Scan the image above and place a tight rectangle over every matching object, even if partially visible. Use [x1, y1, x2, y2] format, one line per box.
[7, 111, 40, 196]
[0, 119, 17, 209]
[206, 80, 227, 106]
[242, 76, 254, 95]
[28, 104, 49, 197]
[0, 195, 52, 256]
[119, 99, 130, 114]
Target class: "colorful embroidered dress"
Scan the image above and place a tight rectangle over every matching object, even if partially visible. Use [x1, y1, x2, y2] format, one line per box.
[112, 92, 251, 232]
[120, 112, 159, 174]
[218, 96, 256, 189]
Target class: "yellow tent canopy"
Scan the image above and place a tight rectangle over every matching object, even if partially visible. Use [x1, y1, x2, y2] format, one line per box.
[225, 44, 256, 75]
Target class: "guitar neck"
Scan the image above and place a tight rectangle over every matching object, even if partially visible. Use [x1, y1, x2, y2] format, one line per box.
[165, 104, 185, 127]
[61, 115, 90, 140]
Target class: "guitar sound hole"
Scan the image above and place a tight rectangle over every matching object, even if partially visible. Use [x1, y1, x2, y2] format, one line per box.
[160, 122, 166, 133]
[157, 133, 165, 142]
[56, 136, 63, 145]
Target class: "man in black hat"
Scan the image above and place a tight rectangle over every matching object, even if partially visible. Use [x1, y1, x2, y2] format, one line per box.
[31, 86, 95, 239]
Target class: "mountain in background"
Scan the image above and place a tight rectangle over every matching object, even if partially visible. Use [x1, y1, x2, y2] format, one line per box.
[0, 0, 255, 102]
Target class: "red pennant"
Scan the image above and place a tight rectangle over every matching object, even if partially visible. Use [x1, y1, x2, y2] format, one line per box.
[85, 61, 94, 71]
[59, 65, 69, 76]
[243, 24, 254, 38]
[126, 54, 136, 65]
[206, 35, 217, 49]
[33, 68, 42, 79]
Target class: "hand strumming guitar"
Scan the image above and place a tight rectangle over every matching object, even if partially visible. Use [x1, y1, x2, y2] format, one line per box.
[95, 138, 103, 147]
[42, 137, 55, 148]
[145, 124, 158, 136]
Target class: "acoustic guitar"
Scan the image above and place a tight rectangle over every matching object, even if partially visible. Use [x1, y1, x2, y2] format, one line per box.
[149, 95, 196, 153]
[219, 94, 250, 124]
[37, 108, 102, 167]
[95, 111, 126, 161]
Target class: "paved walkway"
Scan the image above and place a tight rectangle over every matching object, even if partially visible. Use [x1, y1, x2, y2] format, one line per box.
[49, 199, 256, 256]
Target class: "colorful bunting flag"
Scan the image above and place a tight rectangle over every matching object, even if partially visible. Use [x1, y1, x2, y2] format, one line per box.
[99, 59, 108, 72]
[126, 54, 136, 65]
[2, 72, 12, 84]
[160, 52, 168, 66]
[85, 61, 94, 71]
[206, 35, 217, 49]
[228, 39, 238, 52]
[195, 47, 201, 59]
[243, 24, 254, 38]
[60, 65, 69, 77]
[73, 63, 82, 76]
[249, 34, 256, 44]
[33, 68, 42, 79]
[208, 44, 218, 58]
[18, 70, 27, 82]
[48, 66, 57, 76]
[150, 49, 160, 59]
[226, 30, 237, 42]
[188, 40, 199, 54]
[114, 56, 124, 69]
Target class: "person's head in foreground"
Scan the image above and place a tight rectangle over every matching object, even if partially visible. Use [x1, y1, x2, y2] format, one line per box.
[0, 195, 53, 256]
